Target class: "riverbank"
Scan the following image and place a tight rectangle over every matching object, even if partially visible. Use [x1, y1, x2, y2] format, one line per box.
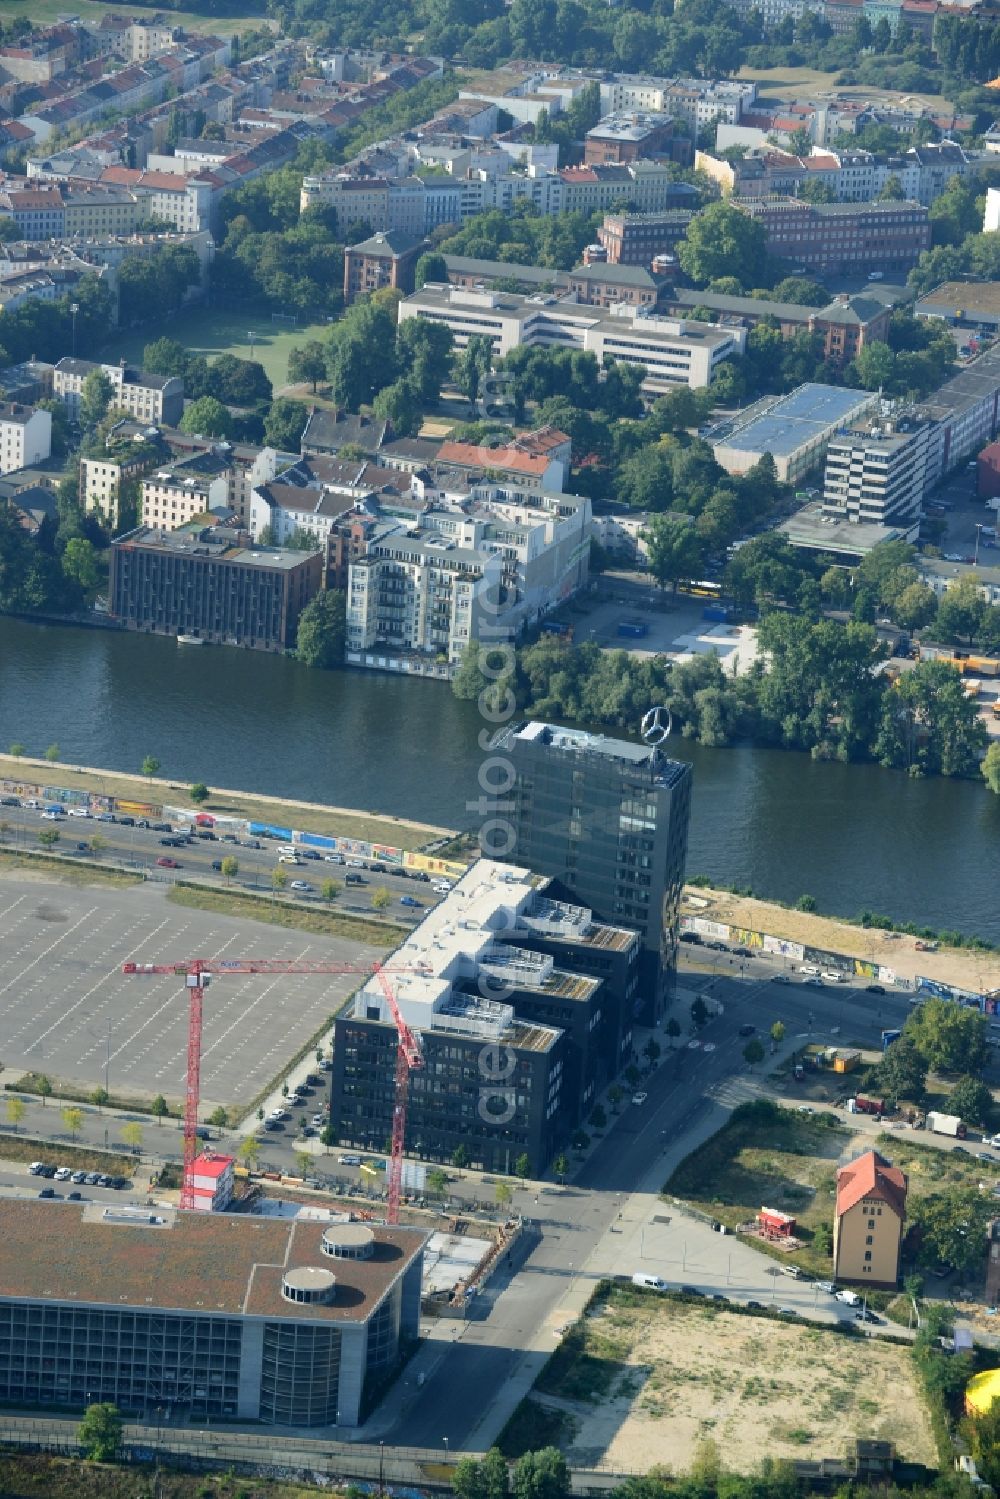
[684, 884, 1000, 995]
[0, 755, 454, 851]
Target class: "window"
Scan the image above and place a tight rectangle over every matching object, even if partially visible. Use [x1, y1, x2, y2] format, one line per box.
[864, 1250, 872, 1262]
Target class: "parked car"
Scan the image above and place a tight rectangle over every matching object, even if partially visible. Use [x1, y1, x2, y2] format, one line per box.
[311, 1113, 326, 1127]
[400, 895, 423, 908]
[324, 853, 345, 864]
[339, 1153, 362, 1166]
[54, 1167, 72, 1180]
[38, 1187, 56, 1199]
[866, 984, 886, 995]
[289, 880, 314, 893]
[67, 807, 91, 819]
[70, 1170, 87, 1184]
[631, 1091, 648, 1105]
[0, 795, 20, 806]
[738, 1024, 756, 1037]
[156, 857, 181, 868]
[773, 974, 791, 984]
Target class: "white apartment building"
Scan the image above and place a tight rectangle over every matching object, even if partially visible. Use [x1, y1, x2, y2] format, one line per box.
[346, 484, 592, 671]
[0, 400, 50, 473]
[398, 284, 745, 395]
[141, 463, 229, 529]
[822, 415, 933, 528]
[597, 76, 755, 129]
[53, 358, 183, 426]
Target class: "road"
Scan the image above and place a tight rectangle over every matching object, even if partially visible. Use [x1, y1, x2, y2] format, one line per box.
[0, 799, 441, 919]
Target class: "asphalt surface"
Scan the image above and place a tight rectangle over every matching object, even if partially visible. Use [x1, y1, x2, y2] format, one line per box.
[0, 873, 377, 1107]
[0, 800, 443, 920]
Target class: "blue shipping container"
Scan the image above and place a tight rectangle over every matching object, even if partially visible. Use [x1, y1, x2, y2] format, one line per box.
[617, 621, 648, 638]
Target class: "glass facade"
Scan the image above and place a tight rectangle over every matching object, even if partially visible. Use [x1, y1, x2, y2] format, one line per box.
[260, 1322, 342, 1426]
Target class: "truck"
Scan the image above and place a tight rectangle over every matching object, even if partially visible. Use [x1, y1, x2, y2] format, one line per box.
[617, 620, 648, 639]
[847, 1094, 886, 1116]
[927, 1111, 967, 1138]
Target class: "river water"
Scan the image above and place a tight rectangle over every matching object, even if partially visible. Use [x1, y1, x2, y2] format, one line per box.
[0, 616, 997, 939]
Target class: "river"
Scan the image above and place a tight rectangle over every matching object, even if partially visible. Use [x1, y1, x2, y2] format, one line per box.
[0, 616, 997, 939]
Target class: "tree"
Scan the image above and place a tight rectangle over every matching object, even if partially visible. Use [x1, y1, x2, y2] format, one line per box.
[288, 341, 327, 393]
[8, 742, 24, 758]
[121, 1121, 143, 1154]
[589, 1104, 607, 1130]
[513, 1152, 531, 1178]
[770, 1021, 785, 1044]
[92, 1086, 109, 1111]
[452, 1143, 469, 1170]
[62, 537, 100, 593]
[151, 1094, 169, 1125]
[851, 340, 896, 391]
[427, 1166, 449, 1196]
[743, 1038, 765, 1068]
[553, 1152, 569, 1183]
[868, 1036, 927, 1105]
[44, 743, 60, 763]
[454, 1450, 510, 1499]
[36, 1075, 52, 1107]
[645, 516, 704, 591]
[415, 251, 448, 288]
[948, 1075, 993, 1128]
[892, 581, 938, 632]
[78, 1402, 123, 1463]
[983, 742, 1000, 796]
[189, 783, 210, 804]
[263, 397, 308, 452]
[665, 1017, 681, 1047]
[495, 1180, 513, 1209]
[79, 370, 114, 430]
[879, 174, 906, 201]
[296, 589, 346, 668]
[904, 997, 987, 1075]
[644, 1038, 661, 1066]
[936, 577, 986, 645]
[62, 1105, 83, 1139]
[372, 885, 392, 910]
[38, 829, 60, 849]
[691, 997, 709, 1029]
[875, 658, 987, 777]
[512, 1447, 570, 1499]
[294, 1149, 312, 1179]
[4, 1097, 24, 1132]
[912, 1186, 993, 1276]
[373, 376, 421, 436]
[239, 1135, 261, 1168]
[456, 334, 493, 405]
[678, 202, 769, 289]
[320, 878, 339, 901]
[608, 1084, 624, 1113]
[179, 396, 233, 439]
[141, 755, 160, 783]
[272, 867, 288, 892]
[209, 1106, 228, 1127]
[220, 855, 238, 884]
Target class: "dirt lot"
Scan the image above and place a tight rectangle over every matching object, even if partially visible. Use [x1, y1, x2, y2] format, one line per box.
[685, 885, 1000, 994]
[736, 64, 953, 110]
[537, 1288, 936, 1472]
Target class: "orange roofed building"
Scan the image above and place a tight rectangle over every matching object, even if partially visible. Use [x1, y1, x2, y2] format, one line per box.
[833, 1149, 907, 1289]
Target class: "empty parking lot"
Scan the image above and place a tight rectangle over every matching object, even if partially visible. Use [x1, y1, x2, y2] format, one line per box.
[0, 873, 380, 1111]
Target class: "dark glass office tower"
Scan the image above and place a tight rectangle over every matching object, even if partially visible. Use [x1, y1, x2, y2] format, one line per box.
[492, 721, 693, 1023]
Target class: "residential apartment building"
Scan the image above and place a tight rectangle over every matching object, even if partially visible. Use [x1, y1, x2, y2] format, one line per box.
[345, 482, 592, 670]
[398, 284, 746, 396]
[52, 358, 183, 426]
[331, 859, 641, 1171]
[343, 229, 427, 305]
[109, 523, 324, 651]
[0, 401, 50, 474]
[822, 414, 932, 529]
[80, 442, 160, 528]
[140, 456, 231, 530]
[738, 197, 931, 275]
[493, 721, 693, 1022]
[583, 112, 680, 166]
[833, 1149, 907, 1288]
[0, 1200, 423, 1426]
[597, 76, 756, 130]
[918, 557, 1000, 608]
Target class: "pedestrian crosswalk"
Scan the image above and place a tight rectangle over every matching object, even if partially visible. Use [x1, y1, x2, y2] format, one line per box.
[706, 1074, 770, 1109]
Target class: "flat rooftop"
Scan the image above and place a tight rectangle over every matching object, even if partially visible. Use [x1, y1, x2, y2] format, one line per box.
[779, 498, 911, 557]
[0, 1201, 424, 1324]
[916, 280, 1000, 320]
[710, 383, 876, 459]
[501, 719, 690, 788]
[918, 346, 1000, 422]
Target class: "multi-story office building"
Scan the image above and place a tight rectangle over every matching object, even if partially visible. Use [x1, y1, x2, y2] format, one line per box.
[597, 210, 695, 266]
[343, 229, 427, 305]
[822, 414, 932, 529]
[398, 284, 745, 396]
[737, 197, 931, 276]
[331, 859, 641, 1169]
[0, 401, 50, 473]
[0, 1200, 424, 1425]
[917, 346, 1000, 482]
[53, 357, 183, 427]
[109, 523, 323, 651]
[665, 289, 890, 367]
[709, 383, 880, 484]
[492, 722, 693, 1023]
[584, 112, 679, 166]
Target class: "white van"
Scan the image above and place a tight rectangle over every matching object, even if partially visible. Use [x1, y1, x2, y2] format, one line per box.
[277, 845, 298, 857]
[278, 854, 303, 866]
[798, 964, 821, 976]
[631, 1273, 668, 1292]
[835, 1288, 860, 1305]
[822, 971, 846, 984]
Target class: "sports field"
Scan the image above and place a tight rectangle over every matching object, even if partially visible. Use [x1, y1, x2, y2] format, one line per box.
[103, 308, 331, 395]
[0, 0, 266, 33]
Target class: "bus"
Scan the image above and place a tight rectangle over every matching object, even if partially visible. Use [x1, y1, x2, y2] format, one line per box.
[682, 580, 723, 598]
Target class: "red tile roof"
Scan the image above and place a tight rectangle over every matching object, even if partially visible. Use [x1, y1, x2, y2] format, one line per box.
[437, 440, 549, 476]
[836, 1149, 907, 1219]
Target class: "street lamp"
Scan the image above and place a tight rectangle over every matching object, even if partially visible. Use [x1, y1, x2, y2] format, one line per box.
[379, 1438, 385, 1497]
[975, 523, 984, 567]
[70, 302, 79, 358]
[443, 1437, 450, 1457]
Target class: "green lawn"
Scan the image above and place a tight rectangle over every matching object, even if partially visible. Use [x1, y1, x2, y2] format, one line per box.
[102, 307, 331, 394]
[0, 0, 266, 33]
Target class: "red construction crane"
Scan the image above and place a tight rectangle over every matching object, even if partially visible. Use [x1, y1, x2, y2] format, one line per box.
[122, 957, 423, 1219]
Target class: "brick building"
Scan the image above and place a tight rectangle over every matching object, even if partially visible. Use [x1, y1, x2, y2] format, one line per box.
[597, 210, 695, 266]
[738, 197, 930, 275]
[343, 229, 427, 305]
[583, 112, 683, 166]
